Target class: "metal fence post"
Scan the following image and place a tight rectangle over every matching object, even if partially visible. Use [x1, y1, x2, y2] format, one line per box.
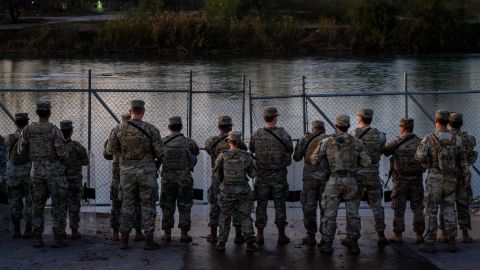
[87, 70, 92, 187]
[188, 70, 193, 138]
[242, 75, 246, 139]
[404, 72, 408, 118]
[249, 80, 253, 136]
[302, 75, 307, 134]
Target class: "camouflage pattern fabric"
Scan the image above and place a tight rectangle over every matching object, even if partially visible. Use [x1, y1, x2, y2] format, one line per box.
[249, 127, 293, 230]
[416, 131, 469, 242]
[0, 135, 8, 195]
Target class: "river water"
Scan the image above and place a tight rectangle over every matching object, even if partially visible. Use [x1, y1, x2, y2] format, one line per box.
[1, 53, 480, 203]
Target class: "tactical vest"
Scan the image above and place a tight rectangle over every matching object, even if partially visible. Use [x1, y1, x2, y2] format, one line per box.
[7, 131, 30, 166]
[63, 140, 82, 175]
[431, 134, 458, 174]
[120, 123, 152, 160]
[163, 135, 190, 171]
[28, 122, 57, 161]
[254, 128, 291, 170]
[208, 135, 229, 167]
[458, 131, 477, 165]
[356, 128, 383, 164]
[328, 134, 357, 173]
[223, 151, 247, 186]
[393, 136, 422, 175]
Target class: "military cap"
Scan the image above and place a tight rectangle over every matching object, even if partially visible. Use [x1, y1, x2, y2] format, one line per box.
[218, 116, 233, 126]
[60, 120, 73, 129]
[311, 120, 325, 129]
[263, 107, 279, 119]
[121, 113, 131, 123]
[435, 110, 450, 120]
[399, 118, 414, 129]
[449, 112, 463, 122]
[14, 113, 29, 121]
[228, 131, 242, 141]
[356, 108, 373, 118]
[36, 100, 51, 110]
[130, 100, 145, 108]
[168, 116, 182, 125]
[336, 115, 350, 127]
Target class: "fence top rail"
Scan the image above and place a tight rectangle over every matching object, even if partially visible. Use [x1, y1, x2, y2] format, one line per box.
[0, 88, 190, 93]
[192, 90, 244, 94]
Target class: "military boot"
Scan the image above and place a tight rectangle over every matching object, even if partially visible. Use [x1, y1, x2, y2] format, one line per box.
[119, 234, 129, 249]
[462, 229, 473, 243]
[144, 232, 161, 250]
[246, 241, 259, 252]
[389, 233, 403, 243]
[70, 229, 82, 239]
[216, 241, 226, 251]
[23, 221, 33, 239]
[255, 229, 264, 245]
[447, 237, 458, 253]
[419, 242, 436, 253]
[377, 231, 388, 246]
[134, 229, 145, 241]
[348, 238, 361, 255]
[51, 234, 69, 248]
[302, 233, 316, 246]
[180, 229, 193, 243]
[12, 220, 21, 239]
[111, 229, 120, 241]
[437, 230, 448, 243]
[161, 229, 172, 242]
[340, 236, 352, 247]
[234, 227, 245, 244]
[415, 233, 424, 244]
[318, 241, 334, 254]
[277, 228, 290, 245]
[32, 234, 44, 248]
[207, 227, 218, 243]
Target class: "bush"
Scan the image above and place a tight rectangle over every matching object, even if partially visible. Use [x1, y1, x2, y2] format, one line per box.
[138, 0, 165, 12]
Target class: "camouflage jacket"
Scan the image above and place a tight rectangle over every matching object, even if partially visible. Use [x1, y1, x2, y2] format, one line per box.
[213, 149, 257, 194]
[5, 129, 31, 178]
[160, 132, 200, 179]
[293, 132, 330, 180]
[384, 134, 423, 180]
[451, 129, 477, 165]
[205, 132, 247, 168]
[63, 139, 89, 177]
[354, 126, 386, 170]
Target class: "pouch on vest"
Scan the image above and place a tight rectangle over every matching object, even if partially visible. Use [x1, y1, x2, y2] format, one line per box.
[433, 135, 457, 173]
[223, 153, 247, 186]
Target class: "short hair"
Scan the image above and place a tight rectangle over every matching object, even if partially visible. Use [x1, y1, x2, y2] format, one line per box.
[436, 118, 449, 126]
[168, 123, 183, 132]
[449, 120, 463, 129]
[360, 117, 372, 125]
[264, 115, 276, 123]
[336, 125, 349, 132]
[131, 107, 145, 114]
[14, 119, 29, 128]
[228, 139, 243, 148]
[61, 128, 73, 139]
[36, 109, 51, 118]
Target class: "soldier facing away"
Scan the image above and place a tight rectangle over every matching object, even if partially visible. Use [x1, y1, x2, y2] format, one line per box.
[106, 100, 163, 250]
[159, 116, 200, 243]
[416, 110, 469, 253]
[354, 108, 388, 246]
[18, 100, 69, 248]
[438, 112, 477, 243]
[311, 115, 371, 254]
[204, 116, 247, 243]
[249, 107, 293, 245]
[214, 131, 258, 252]
[293, 120, 330, 246]
[384, 118, 425, 244]
[6, 113, 32, 239]
[60, 120, 89, 239]
[103, 113, 144, 242]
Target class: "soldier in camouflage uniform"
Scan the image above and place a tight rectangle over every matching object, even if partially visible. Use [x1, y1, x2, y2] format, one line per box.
[384, 118, 425, 244]
[106, 100, 163, 250]
[354, 108, 388, 245]
[293, 120, 329, 246]
[214, 131, 258, 252]
[18, 100, 69, 248]
[311, 115, 371, 254]
[103, 113, 144, 242]
[416, 110, 469, 253]
[249, 107, 293, 245]
[6, 113, 32, 239]
[60, 120, 89, 239]
[159, 116, 199, 243]
[438, 112, 477, 243]
[205, 116, 246, 243]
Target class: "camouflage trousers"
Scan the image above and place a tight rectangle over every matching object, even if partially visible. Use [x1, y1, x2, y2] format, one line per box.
[31, 176, 67, 236]
[439, 181, 472, 231]
[119, 169, 158, 235]
[391, 176, 425, 234]
[301, 177, 326, 235]
[66, 175, 83, 230]
[218, 192, 255, 243]
[8, 175, 32, 223]
[321, 176, 360, 242]
[358, 169, 386, 232]
[110, 175, 142, 231]
[160, 176, 193, 230]
[208, 181, 241, 228]
[254, 177, 289, 230]
[424, 173, 457, 243]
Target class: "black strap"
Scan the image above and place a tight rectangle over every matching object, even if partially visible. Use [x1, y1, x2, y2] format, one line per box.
[358, 127, 372, 140]
[208, 134, 228, 154]
[263, 128, 290, 153]
[304, 132, 324, 151]
[164, 133, 184, 146]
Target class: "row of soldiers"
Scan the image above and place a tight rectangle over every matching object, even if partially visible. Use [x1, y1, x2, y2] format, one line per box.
[0, 100, 475, 255]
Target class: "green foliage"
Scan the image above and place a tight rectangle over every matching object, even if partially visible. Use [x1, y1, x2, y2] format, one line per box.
[138, 0, 165, 12]
[204, 0, 255, 18]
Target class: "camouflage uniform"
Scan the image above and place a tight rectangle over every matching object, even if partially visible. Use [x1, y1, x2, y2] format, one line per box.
[384, 118, 424, 236]
[0, 135, 8, 204]
[159, 117, 200, 232]
[204, 116, 245, 231]
[213, 132, 257, 246]
[106, 100, 163, 240]
[249, 108, 293, 231]
[415, 111, 469, 246]
[311, 115, 371, 251]
[354, 108, 386, 234]
[293, 121, 329, 237]
[18, 101, 68, 243]
[60, 120, 89, 232]
[6, 113, 32, 233]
